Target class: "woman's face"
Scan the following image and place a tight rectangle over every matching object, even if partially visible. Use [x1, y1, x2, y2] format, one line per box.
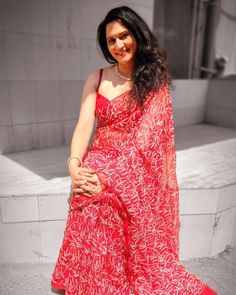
[106, 20, 137, 65]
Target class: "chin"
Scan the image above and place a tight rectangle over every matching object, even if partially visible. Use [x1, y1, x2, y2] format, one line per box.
[119, 55, 134, 64]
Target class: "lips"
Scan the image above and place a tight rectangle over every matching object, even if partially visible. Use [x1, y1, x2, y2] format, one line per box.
[117, 51, 126, 57]
[116, 48, 129, 57]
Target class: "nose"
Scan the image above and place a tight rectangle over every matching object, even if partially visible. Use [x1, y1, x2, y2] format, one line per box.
[115, 38, 124, 49]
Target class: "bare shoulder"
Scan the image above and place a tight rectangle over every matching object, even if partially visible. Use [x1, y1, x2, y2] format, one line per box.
[84, 69, 101, 91]
[102, 65, 114, 78]
[84, 66, 114, 91]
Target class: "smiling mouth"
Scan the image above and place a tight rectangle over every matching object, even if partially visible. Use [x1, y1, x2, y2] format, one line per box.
[117, 52, 126, 57]
[116, 48, 129, 57]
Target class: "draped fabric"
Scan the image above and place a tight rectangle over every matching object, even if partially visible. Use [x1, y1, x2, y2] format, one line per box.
[51, 83, 217, 295]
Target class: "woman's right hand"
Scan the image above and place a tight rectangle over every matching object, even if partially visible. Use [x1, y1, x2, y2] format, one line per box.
[69, 162, 103, 198]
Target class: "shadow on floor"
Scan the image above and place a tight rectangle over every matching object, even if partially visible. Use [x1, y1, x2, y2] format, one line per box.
[2, 123, 236, 180]
[3, 145, 70, 180]
[175, 123, 236, 150]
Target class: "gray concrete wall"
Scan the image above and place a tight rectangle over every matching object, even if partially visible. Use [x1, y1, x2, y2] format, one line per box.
[171, 80, 209, 127]
[154, 0, 236, 79]
[1, 0, 235, 155]
[215, 0, 236, 76]
[153, 0, 193, 79]
[232, 213, 236, 247]
[0, 0, 154, 154]
[205, 79, 236, 128]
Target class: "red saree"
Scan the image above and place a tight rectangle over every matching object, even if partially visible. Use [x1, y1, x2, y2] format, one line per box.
[51, 81, 217, 294]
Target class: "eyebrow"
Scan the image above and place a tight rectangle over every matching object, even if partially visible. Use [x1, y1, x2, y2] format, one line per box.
[106, 30, 129, 41]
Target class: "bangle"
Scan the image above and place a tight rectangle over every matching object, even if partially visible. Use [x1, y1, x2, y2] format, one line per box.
[67, 156, 82, 167]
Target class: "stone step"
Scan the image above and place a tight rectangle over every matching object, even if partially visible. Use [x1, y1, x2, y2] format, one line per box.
[0, 124, 236, 263]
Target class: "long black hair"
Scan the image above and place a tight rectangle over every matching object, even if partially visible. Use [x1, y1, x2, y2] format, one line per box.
[97, 6, 172, 106]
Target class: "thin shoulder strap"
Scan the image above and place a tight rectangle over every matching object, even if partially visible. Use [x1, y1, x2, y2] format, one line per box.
[96, 68, 103, 92]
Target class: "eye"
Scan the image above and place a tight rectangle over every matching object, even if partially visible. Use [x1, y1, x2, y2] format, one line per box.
[107, 38, 115, 45]
[120, 32, 129, 39]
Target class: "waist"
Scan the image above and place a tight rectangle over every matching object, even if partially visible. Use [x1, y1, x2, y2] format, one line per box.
[90, 128, 130, 149]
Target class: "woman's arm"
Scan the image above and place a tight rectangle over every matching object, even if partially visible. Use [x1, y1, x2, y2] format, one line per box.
[68, 70, 103, 197]
[69, 70, 99, 163]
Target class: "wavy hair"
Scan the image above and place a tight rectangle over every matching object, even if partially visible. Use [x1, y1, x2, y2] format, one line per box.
[97, 6, 172, 106]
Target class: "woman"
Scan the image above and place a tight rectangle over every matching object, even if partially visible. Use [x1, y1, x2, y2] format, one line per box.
[51, 6, 217, 295]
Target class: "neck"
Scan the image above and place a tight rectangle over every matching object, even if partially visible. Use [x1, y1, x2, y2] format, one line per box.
[117, 63, 133, 76]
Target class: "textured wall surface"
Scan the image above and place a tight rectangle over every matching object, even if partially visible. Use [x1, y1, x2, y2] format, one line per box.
[171, 80, 209, 127]
[215, 0, 236, 76]
[0, 0, 154, 154]
[153, 0, 193, 79]
[205, 79, 236, 128]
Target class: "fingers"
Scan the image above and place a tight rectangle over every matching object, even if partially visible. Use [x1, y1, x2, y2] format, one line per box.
[70, 169, 103, 198]
[72, 179, 96, 189]
[73, 190, 94, 198]
[73, 183, 93, 193]
[79, 177, 98, 185]
[72, 171, 98, 183]
[78, 167, 96, 175]
[76, 179, 89, 186]
[73, 173, 100, 185]
[72, 182, 103, 198]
